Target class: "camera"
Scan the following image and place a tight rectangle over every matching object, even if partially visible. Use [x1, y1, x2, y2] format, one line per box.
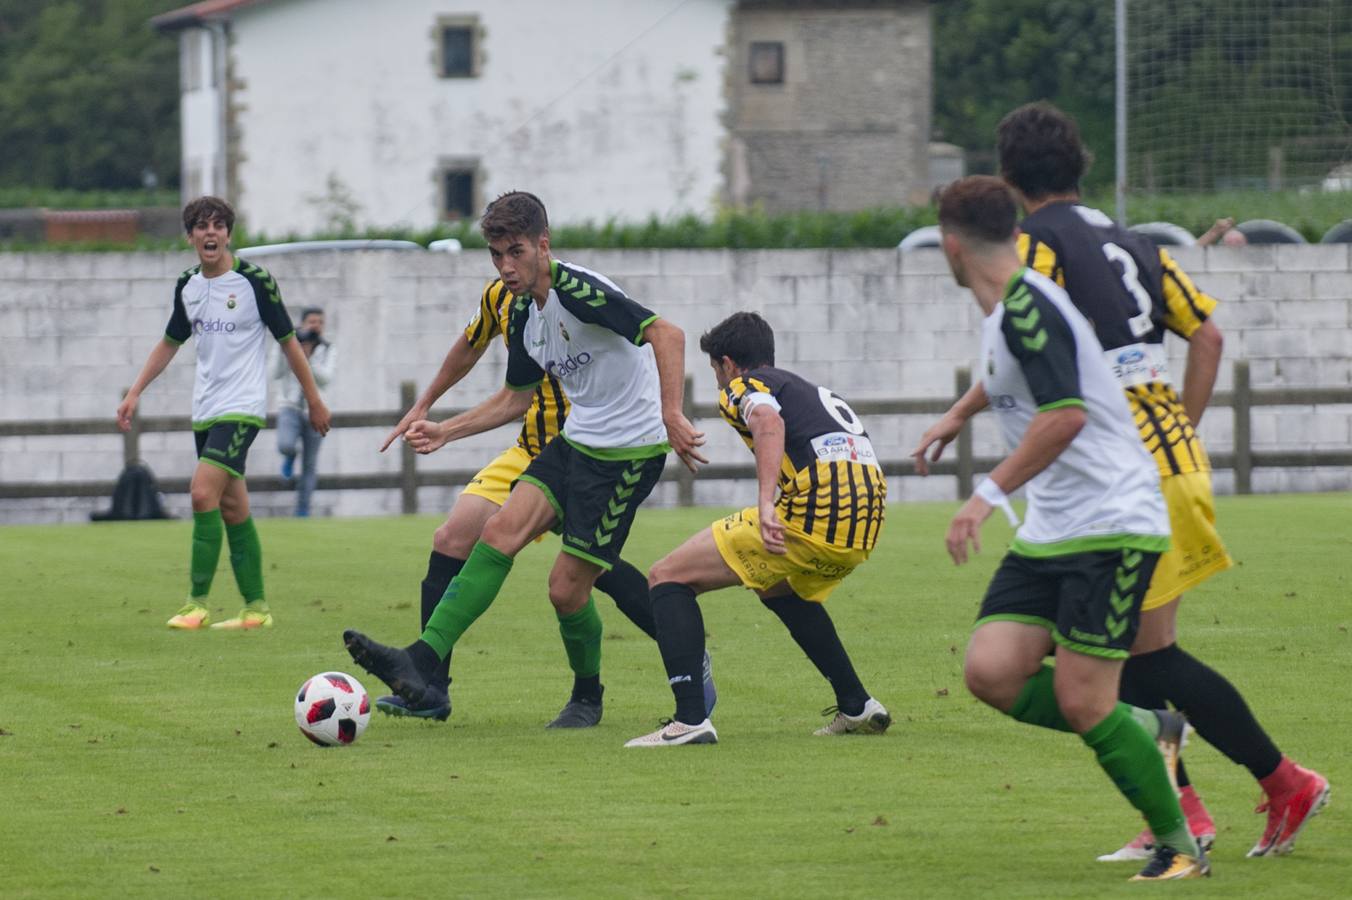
[297, 328, 320, 345]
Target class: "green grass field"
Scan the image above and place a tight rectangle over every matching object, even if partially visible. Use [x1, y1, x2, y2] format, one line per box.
[2, 494, 1349, 898]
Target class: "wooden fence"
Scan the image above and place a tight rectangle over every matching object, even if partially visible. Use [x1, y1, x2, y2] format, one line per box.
[2, 361, 1350, 510]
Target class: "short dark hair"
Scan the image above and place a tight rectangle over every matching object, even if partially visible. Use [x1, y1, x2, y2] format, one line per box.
[182, 196, 235, 234]
[480, 191, 549, 242]
[996, 101, 1092, 200]
[699, 311, 775, 369]
[938, 176, 1019, 244]
[300, 307, 324, 320]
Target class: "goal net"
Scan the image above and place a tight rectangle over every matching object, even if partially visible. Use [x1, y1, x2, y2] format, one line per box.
[1124, 0, 1352, 194]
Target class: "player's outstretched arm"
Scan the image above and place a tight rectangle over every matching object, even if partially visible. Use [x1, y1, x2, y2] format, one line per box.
[117, 338, 180, 431]
[642, 317, 707, 472]
[280, 337, 331, 435]
[913, 381, 989, 475]
[1181, 318, 1223, 426]
[946, 406, 1084, 565]
[380, 335, 488, 452]
[404, 385, 534, 455]
[745, 404, 787, 555]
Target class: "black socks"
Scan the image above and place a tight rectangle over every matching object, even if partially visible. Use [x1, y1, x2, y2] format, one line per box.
[595, 559, 658, 640]
[1121, 642, 1283, 781]
[761, 593, 869, 716]
[651, 581, 708, 725]
[421, 551, 465, 691]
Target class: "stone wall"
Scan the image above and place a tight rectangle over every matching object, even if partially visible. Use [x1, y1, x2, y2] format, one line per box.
[725, 2, 932, 210]
[1, 243, 1349, 523]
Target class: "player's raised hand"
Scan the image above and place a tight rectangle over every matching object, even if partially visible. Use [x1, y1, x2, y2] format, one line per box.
[664, 413, 708, 473]
[912, 412, 965, 476]
[759, 501, 787, 555]
[308, 399, 332, 436]
[380, 405, 427, 452]
[404, 419, 449, 455]
[115, 393, 139, 432]
[945, 495, 993, 565]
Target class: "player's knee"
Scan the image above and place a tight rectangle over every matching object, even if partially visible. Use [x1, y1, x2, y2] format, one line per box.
[963, 657, 1011, 708]
[1053, 690, 1113, 734]
[432, 520, 473, 557]
[190, 482, 219, 511]
[479, 512, 527, 556]
[647, 555, 679, 588]
[547, 579, 589, 616]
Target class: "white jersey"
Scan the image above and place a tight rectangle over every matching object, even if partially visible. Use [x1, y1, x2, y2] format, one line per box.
[165, 257, 295, 427]
[981, 268, 1169, 556]
[504, 259, 666, 454]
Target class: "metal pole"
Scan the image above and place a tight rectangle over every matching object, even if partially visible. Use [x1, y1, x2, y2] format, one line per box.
[399, 380, 419, 514]
[1233, 361, 1252, 495]
[678, 375, 695, 507]
[1115, 0, 1128, 225]
[955, 367, 973, 499]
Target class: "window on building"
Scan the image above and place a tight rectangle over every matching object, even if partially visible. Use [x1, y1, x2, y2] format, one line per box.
[441, 165, 478, 220]
[749, 41, 784, 85]
[439, 22, 478, 78]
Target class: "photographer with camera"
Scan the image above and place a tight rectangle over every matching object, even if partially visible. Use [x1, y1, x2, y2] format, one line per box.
[273, 307, 336, 517]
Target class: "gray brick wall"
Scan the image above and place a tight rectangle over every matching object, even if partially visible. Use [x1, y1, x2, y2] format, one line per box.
[1, 244, 1349, 523]
[724, 2, 932, 210]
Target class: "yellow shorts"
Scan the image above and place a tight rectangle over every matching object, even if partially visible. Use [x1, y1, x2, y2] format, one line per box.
[1143, 470, 1233, 610]
[461, 444, 532, 506]
[711, 506, 871, 602]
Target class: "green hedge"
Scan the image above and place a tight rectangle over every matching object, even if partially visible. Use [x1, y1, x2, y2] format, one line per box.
[0, 187, 179, 210]
[3, 191, 1348, 250]
[262, 192, 1350, 248]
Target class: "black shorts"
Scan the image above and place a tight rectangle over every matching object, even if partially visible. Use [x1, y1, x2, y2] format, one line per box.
[976, 547, 1162, 659]
[194, 420, 261, 478]
[515, 436, 666, 570]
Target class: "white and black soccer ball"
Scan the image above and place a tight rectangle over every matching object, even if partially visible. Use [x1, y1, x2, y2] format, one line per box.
[295, 671, 370, 747]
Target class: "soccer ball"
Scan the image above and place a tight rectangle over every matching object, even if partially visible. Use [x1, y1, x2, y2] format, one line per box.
[295, 671, 370, 747]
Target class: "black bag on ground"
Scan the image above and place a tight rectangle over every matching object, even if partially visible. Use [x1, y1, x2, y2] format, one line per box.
[91, 462, 171, 521]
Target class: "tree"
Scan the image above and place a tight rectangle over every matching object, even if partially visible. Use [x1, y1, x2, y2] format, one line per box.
[0, 0, 181, 192]
[932, 0, 1117, 191]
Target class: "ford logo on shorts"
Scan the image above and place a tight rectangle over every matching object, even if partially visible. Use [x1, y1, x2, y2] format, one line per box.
[1117, 348, 1145, 365]
[823, 436, 847, 447]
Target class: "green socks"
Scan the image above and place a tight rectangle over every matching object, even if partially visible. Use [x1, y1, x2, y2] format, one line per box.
[1009, 665, 1166, 739]
[190, 509, 224, 599]
[225, 516, 265, 604]
[557, 596, 603, 679]
[1082, 704, 1199, 857]
[1008, 665, 1073, 732]
[421, 541, 514, 658]
[1007, 665, 1197, 856]
[191, 512, 266, 606]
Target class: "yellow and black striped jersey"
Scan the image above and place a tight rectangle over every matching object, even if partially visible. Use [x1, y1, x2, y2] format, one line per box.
[719, 366, 886, 551]
[1017, 202, 1217, 477]
[463, 279, 568, 456]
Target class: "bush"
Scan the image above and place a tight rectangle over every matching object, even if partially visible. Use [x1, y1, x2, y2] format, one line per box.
[5, 191, 1349, 250]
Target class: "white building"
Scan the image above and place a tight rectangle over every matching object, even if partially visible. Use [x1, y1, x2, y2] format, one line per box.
[153, 0, 932, 237]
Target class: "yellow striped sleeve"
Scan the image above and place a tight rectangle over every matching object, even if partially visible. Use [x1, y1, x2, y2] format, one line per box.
[1157, 248, 1217, 339]
[1016, 233, 1063, 287]
[463, 280, 505, 349]
[719, 381, 746, 428]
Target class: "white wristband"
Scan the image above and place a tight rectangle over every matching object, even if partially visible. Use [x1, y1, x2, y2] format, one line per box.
[975, 478, 1021, 527]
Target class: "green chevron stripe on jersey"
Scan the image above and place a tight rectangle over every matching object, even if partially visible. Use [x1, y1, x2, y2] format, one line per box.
[1004, 284, 1034, 313]
[556, 270, 607, 308]
[1006, 286, 1049, 352]
[238, 260, 281, 305]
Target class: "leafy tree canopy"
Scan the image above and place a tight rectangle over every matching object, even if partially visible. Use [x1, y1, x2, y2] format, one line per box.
[0, 0, 181, 192]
